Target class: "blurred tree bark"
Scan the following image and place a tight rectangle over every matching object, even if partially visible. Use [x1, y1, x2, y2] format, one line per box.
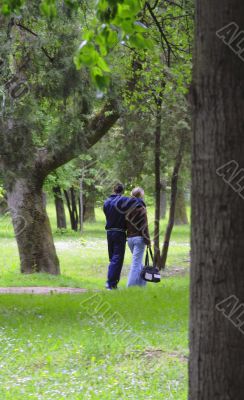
[175, 187, 188, 225]
[190, 0, 244, 398]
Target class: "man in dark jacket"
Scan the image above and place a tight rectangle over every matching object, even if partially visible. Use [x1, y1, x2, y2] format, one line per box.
[103, 183, 136, 290]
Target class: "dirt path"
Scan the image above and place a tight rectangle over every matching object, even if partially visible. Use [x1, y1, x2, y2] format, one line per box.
[161, 266, 189, 277]
[0, 287, 88, 294]
[0, 264, 189, 295]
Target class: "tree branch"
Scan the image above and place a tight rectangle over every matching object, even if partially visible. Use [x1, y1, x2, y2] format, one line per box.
[36, 99, 120, 177]
[15, 21, 55, 63]
[145, 1, 176, 64]
[152, 0, 160, 10]
[164, 0, 184, 9]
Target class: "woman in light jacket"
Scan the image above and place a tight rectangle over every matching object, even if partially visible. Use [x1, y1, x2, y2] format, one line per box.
[126, 187, 151, 287]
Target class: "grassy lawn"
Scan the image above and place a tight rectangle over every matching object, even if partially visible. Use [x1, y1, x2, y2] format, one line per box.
[0, 280, 189, 399]
[0, 202, 190, 399]
[0, 204, 190, 289]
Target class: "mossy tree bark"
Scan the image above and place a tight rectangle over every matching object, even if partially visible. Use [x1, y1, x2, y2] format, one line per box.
[7, 178, 60, 274]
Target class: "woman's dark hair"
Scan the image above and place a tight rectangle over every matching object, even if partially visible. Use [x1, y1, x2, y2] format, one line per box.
[113, 183, 124, 194]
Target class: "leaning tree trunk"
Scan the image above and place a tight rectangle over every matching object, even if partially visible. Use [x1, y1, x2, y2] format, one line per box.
[154, 99, 162, 265]
[190, 1, 244, 399]
[7, 179, 60, 274]
[160, 179, 167, 219]
[174, 187, 188, 225]
[159, 135, 184, 270]
[64, 187, 78, 231]
[53, 186, 67, 229]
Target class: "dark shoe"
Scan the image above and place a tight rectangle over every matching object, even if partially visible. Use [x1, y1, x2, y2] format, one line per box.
[105, 283, 117, 290]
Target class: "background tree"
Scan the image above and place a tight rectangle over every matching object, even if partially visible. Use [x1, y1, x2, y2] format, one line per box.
[117, 0, 193, 267]
[53, 186, 67, 230]
[0, 2, 119, 274]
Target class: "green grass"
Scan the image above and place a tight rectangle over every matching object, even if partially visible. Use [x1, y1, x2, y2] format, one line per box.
[0, 205, 190, 289]
[0, 279, 189, 399]
[0, 203, 190, 399]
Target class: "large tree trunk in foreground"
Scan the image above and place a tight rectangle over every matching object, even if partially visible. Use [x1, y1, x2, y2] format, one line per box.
[53, 186, 67, 230]
[7, 179, 60, 274]
[189, 1, 244, 399]
[175, 187, 188, 225]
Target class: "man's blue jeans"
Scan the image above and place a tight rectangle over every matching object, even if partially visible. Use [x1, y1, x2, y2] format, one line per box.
[127, 236, 147, 287]
[107, 231, 126, 288]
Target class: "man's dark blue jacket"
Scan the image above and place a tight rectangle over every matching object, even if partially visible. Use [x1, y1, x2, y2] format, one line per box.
[103, 194, 138, 232]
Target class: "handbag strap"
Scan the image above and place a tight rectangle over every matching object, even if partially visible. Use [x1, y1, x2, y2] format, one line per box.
[145, 246, 154, 267]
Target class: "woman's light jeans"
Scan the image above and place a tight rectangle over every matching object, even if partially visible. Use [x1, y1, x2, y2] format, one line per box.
[127, 236, 147, 287]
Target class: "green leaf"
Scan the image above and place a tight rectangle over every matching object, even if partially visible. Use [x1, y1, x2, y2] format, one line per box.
[134, 21, 148, 32]
[91, 67, 109, 90]
[95, 33, 108, 56]
[118, 19, 134, 34]
[124, 0, 141, 14]
[83, 30, 95, 41]
[107, 30, 118, 48]
[91, 66, 103, 79]
[129, 33, 146, 49]
[117, 4, 132, 19]
[97, 57, 111, 73]
[97, 0, 109, 12]
[95, 74, 109, 90]
[74, 44, 100, 68]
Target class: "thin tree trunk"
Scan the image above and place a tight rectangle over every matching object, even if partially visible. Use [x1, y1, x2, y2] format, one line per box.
[154, 100, 162, 265]
[64, 187, 78, 231]
[7, 178, 60, 274]
[53, 186, 67, 229]
[190, 1, 244, 399]
[79, 178, 84, 232]
[159, 135, 184, 269]
[160, 179, 167, 219]
[64, 189, 72, 228]
[174, 186, 188, 225]
[83, 197, 96, 222]
[70, 186, 78, 230]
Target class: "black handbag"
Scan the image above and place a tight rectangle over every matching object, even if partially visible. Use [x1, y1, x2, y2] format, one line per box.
[140, 247, 161, 283]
